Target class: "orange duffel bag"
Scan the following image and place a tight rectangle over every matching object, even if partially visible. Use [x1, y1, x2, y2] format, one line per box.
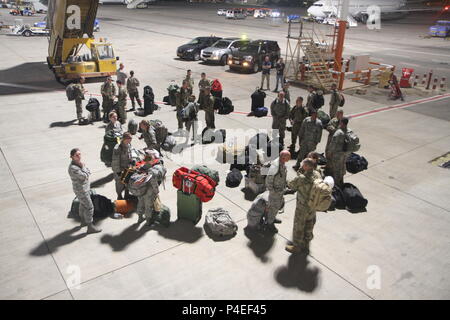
[172, 167, 217, 203]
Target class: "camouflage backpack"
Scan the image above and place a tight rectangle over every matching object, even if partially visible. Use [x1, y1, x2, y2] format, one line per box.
[308, 179, 332, 212]
[344, 129, 361, 152]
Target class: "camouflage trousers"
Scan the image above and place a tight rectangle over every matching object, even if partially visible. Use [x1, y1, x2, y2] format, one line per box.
[272, 117, 287, 144]
[116, 101, 127, 124]
[329, 103, 340, 119]
[137, 191, 158, 219]
[75, 98, 83, 120]
[330, 153, 347, 187]
[292, 204, 316, 248]
[129, 90, 142, 108]
[267, 191, 284, 224]
[76, 191, 94, 224]
[205, 110, 215, 129]
[176, 106, 184, 129]
[290, 122, 302, 149]
[113, 173, 126, 198]
[102, 97, 114, 114]
[296, 141, 317, 166]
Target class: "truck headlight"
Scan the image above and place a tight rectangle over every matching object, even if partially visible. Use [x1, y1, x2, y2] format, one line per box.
[186, 48, 194, 52]
[244, 56, 253, 62]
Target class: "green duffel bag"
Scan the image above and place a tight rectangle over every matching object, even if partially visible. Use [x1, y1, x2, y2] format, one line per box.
[191, 165, 220, 185]
[155, 205, 171, 228]
[318, 110, 331, 126]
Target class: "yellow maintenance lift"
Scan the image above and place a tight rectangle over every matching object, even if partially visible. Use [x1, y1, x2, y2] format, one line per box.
[46, 0, 117, 83]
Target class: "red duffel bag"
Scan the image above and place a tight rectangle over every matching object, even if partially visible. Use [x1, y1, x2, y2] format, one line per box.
[172, 167, 217, 203]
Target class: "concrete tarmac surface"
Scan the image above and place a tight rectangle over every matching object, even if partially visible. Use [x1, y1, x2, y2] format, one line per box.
[0, 3, 449, 300]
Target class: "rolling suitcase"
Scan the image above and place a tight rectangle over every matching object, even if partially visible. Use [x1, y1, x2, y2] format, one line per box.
[177, 190, 202, 225]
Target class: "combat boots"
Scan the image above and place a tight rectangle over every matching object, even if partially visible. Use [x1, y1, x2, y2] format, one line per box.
[285, 244, 302, 254]
[86, 223, 102, 234]
[137, 214, 145, 224]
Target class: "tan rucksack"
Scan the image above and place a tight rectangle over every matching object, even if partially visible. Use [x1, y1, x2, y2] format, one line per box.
[308, 179, 332, 212]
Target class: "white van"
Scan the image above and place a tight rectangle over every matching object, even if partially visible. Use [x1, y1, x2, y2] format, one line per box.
[226, 9, 246, 20]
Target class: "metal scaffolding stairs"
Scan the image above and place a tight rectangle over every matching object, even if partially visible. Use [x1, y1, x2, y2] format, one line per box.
[299, 36, 336, 91]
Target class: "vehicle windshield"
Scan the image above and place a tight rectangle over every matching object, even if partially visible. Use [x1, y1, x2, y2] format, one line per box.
[212, 40, 231, 49]
[239, 44, 260, 53]
[188, 38, 201, 45]
[97, 45, 115, 60]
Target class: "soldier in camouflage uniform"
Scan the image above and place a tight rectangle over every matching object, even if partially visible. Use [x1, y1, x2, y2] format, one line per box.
[116, 80, 128, 124]
[265, 150, 291, 233]
[73, 77, 86, 123]
[126, 71, 142, 111]
[286, 158, 317, 254]
[294, 110, 323, 170]
[176, 80, 190, 133]
[289, 96, 309, 153]
[139, 120, 159, 152]
[184, 95, 200, 144]
[101, 77, 116, 122]
[68, 148, 101, 234]
[136, 154, 161, 227]
[329, 83, 342, 119]
[325, 108, 344, 155]
[270, 91, 291, 146]
[184, 69, 194, 95]
[198, 72, 210, 108]
[105, 111, 123, 134]
[306, 85, 316, 114]
[112, 132, 134, 200]
[202, 88, 216, 129]
[328, 117, 350, 187]
[282, 82, 291, 104]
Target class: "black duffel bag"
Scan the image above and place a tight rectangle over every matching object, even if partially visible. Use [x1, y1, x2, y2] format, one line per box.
[226, 169, 243, 188]
[346, 153, 368, 174]
[332, 185, 346, 210]
[342, 183, 368, 212]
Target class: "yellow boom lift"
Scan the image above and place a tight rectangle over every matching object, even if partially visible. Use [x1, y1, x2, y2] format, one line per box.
[46, 0, 117, 83]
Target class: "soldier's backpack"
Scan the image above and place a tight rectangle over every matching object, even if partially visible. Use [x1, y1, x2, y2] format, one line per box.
[247, 191, 269, 228]
[254, 107, 268, 118]
[150, 160, 167, 186]
[128, 119, 138, 135]
[191, 165, 220, 185]
[143, 85, 156, 115]
[332, 185, 346, 209]
[226, 169, 243, 188]
[308, 179, 333, 212]
[127, 172, 151, 197]
[172, 167, 217, 202]
[161, 135, 176, 152]
[66, 83, 76, 101]
[342, 183, 368, 212]
[346, 153, 368, 174]
[251, 88, 266, 112]
[339, 93, 345, 107]
[149, 120, 169, 145]
[100, 131, 121, 167]
[167, 83, 179, 106]
[155, 205, 171, 227]
[312, 92, 325, 109]
[318, 110, 331, 126]
[343, 129, 361, 152]
[218, 97, 234, 115]
[85, 98, 100, 112]
[71, 190, 114, 219]
[202, 127, 215, 144]
[205, 208, 238, 237]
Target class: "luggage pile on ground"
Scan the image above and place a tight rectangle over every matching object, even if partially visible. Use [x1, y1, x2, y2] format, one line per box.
[164, 83, 179, 106]
[191, 165, 220, 185]
[218, 97, 234, 115]
[70, 190, 114, 219]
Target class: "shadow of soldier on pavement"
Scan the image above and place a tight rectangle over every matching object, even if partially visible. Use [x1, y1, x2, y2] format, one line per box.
[274, 252, 320, 293]
[243, 226, 275, 263]
[153, 219, 203, 244]
[49, 119, 78, 128]
[30, 226, 86, 256]
[100, 222, 151, 252]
